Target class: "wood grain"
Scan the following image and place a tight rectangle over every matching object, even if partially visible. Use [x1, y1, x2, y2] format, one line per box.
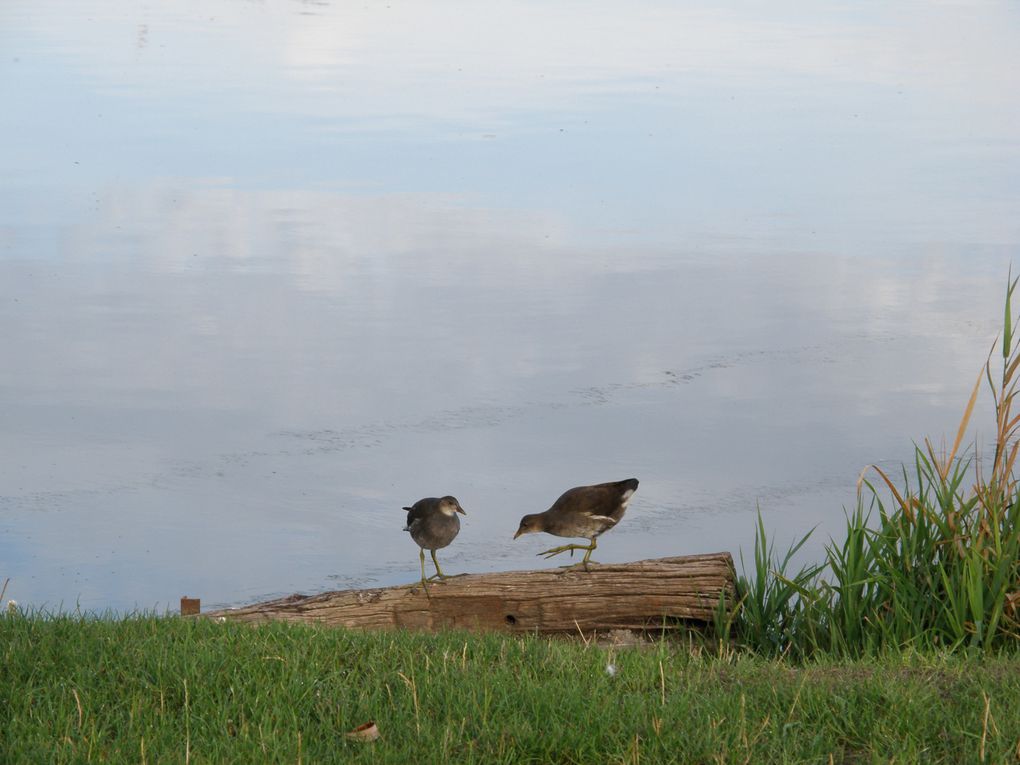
[203, 552, 735, 634]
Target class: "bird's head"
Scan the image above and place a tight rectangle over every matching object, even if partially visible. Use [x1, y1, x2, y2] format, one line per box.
[439, 496, 466, 516]
[513, 514, 543, 539]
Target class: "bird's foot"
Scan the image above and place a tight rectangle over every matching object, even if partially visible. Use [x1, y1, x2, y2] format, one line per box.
[413, 577, 433, 600]
[538, 543, 592, 559]
[558, 559, 599, 572]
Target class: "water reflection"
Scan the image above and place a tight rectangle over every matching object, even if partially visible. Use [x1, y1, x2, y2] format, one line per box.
[1, 185, 1009, 611]
[1, 0, 1018, 611]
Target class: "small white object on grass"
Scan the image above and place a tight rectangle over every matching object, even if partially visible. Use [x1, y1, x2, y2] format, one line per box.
[6, 600, 16, 614]
[605, 663, 617, 677]
[346, 721, 380, 742]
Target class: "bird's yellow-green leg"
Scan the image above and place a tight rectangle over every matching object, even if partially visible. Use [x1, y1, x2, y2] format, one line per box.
[418, 548, 429, 588]
[539, 537, 598, 568]
[580, 538, 598, 569]
[537, 543, 588, 558]
[427, 549, 448, 581]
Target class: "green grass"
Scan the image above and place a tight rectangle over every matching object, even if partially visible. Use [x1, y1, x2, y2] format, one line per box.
[3, 612, 1020, 764]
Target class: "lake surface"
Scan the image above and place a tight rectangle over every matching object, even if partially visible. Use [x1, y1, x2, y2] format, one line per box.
[2, 0, 1019, 612]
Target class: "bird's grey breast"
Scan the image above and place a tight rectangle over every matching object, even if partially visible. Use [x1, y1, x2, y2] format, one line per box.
[409, 510, 461, 550]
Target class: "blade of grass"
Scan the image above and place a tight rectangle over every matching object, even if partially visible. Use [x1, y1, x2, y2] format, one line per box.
[943, 366, 984, 481]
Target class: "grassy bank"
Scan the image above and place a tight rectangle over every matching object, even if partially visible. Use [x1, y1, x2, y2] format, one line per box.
[3, 613, 1020, 764]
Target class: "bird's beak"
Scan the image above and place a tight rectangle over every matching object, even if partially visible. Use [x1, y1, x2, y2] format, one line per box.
[457, 506, 466, 515]
[513, 529, 523, 539]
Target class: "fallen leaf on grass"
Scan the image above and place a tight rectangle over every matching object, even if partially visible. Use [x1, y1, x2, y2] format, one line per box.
[346, 721, 380, 742]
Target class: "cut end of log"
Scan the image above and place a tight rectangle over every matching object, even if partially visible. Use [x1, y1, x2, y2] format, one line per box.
[203, 552, 736, 635]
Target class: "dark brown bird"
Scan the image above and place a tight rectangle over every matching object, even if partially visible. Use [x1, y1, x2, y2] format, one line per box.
[513, 478, 638, 568]
[403, 495, 466, 588]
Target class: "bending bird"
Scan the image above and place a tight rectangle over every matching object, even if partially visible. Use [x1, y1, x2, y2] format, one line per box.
[513, 478, 638, 569]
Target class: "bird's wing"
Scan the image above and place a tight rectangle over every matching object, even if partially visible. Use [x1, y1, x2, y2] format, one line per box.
[590, 487, 624, 511]
[403, 499, 434, 529]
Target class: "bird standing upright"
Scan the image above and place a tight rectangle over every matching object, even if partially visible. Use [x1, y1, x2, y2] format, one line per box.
[403, 495, 466, 589]
[513, 478, 638, 569]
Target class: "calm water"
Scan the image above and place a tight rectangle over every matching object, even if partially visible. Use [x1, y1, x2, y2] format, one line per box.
[2, 0, 1019, 612]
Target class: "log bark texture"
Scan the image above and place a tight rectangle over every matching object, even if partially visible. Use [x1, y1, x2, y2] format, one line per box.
[204, 552, 735, 634]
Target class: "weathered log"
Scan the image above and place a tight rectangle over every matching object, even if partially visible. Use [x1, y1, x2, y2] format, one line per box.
[203, 552, 735, 634]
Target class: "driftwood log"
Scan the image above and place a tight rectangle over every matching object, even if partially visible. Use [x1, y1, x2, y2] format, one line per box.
[204, 552, 735, 634]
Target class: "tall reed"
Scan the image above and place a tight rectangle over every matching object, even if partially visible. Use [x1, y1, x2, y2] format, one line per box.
[732, 276, 1020, 657]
